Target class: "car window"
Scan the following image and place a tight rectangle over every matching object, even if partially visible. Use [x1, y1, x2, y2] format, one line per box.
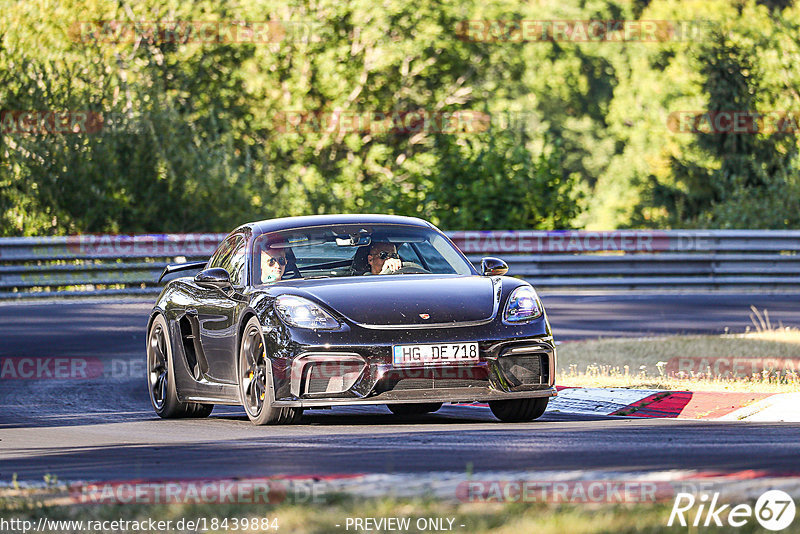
[397, 243, 422, 264]
[251, 224, 473, 284]
[409, 239, 458, 274]
[208, 238, 232, 269]
[292, 241, 358, 269]
[227, 239, 247, 286]
[208, 234, 246, 286]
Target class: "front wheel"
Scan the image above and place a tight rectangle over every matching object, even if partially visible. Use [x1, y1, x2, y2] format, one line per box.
[238, 317, 302, 425]
[489, 397, 548, 422]
[147, 313, 213, 419]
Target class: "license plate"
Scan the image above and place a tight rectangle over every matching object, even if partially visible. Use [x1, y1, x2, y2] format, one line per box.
[392, 342, 479, 367]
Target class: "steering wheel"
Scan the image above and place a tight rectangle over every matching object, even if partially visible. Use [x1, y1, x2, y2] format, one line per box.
[393, 262, 431, 274]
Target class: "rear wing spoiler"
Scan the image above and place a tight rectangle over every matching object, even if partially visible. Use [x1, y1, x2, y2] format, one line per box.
[158, 261, 207, 284]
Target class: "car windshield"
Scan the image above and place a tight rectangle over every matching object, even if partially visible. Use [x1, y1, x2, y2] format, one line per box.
[251, 224, 473, 285]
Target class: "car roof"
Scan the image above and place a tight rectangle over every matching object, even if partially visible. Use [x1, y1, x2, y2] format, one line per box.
[246, 214, 435, 234]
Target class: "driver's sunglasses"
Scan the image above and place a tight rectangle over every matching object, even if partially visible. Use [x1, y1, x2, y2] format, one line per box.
[376, 251, 399, 260]
[266, 256, 286, 267]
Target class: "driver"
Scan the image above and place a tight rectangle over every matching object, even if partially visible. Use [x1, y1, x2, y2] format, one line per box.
[367, 242, 402, 275]
[260, 245, 287, 283]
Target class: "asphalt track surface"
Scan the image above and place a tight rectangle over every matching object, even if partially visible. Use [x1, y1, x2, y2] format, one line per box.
[1, 292, 800, 483]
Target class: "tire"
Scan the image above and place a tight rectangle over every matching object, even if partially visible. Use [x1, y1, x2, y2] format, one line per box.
[489, 397, 548, 422]
[387, 403, 443, 416]
[147, 313, 213, 419]
[238, 317, 303, 425]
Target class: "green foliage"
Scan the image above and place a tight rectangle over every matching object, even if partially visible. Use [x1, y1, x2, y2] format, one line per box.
[1, 0, 799, 234]
[424, 130, 582, 230]
[651, 25, 800, 228]
[0, 0, 567, 235]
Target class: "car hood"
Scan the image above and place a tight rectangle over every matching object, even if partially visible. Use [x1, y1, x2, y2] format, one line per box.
[282, 275, 501, 327]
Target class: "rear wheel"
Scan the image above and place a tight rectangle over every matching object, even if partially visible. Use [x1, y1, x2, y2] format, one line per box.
[387, 403, 443, 416]
[147, 314, 213, 418]
[489, 397, 548, 422]
[238, 317, 303, 425]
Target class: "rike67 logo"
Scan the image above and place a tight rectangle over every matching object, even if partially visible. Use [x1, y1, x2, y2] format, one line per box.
[669, 490, 796, 531]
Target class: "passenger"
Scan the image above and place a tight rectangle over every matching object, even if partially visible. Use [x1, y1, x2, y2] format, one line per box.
[367, 242, 402, 275]
[260, 246, 287, 283]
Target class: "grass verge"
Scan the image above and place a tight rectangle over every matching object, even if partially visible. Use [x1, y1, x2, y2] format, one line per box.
[0, 489, 778, 534]
[557, 327, 800, 391]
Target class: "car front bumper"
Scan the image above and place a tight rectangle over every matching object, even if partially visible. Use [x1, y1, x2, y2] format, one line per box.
[263, 319, 557, 408]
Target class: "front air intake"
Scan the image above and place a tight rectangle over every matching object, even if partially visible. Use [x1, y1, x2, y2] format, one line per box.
[497, 352, 548, 387]
[305, 362, 365, 395]
[290, 353, 367, 397]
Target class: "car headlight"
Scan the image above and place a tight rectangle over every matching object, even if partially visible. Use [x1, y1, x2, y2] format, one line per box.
[503, 286, 543, 323]
[275, 295, 340, 330]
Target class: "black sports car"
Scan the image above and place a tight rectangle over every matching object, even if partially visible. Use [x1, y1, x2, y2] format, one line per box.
[147, 214, 556, 424]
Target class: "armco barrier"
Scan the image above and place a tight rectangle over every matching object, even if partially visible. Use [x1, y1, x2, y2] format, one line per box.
[0, 230, 797, 297]
[0, 234, 225, 298]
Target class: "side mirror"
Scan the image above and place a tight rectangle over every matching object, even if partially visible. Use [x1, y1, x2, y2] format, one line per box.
[481, 257, 508, 276]
[195, 268, 233, 290]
